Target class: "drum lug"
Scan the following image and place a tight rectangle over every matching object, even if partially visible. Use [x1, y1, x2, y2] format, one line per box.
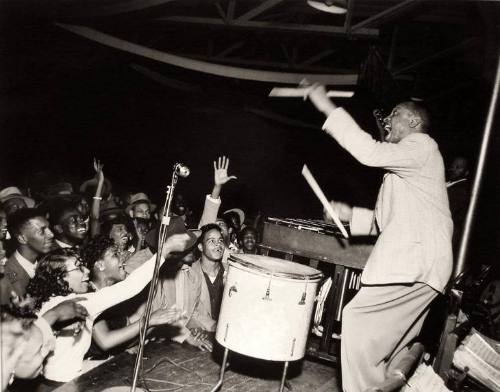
[228, 285, 238, 297]
[298, 292, 306, 305]
[262, 287, 272, 301]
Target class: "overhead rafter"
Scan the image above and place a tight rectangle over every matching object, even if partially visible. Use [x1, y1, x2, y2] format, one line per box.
[393, 38, 479, 76]
[236, 0, 284, 21]
[56, 23, 359, 85]
[157, 16, 379, 38]
[350, 0, 423, 33]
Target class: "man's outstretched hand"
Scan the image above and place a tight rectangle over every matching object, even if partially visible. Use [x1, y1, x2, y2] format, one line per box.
[214, 156, 237, 186]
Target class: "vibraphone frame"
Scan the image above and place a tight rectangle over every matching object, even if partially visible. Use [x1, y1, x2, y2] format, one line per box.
[260, 219, 372, 362]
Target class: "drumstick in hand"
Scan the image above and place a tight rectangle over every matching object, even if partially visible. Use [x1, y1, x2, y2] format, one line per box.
[269, 87, 354, 99]
[301, 164, 349, 239]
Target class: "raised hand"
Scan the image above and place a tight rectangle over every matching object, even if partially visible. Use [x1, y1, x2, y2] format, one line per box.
[214, 156, 237, 186]
[306, 83, 337, 116]
[93, 158, 104, 183]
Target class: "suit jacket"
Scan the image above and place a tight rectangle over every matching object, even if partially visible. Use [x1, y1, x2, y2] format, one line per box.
[0, 253, 31, 304]
[152, 260, 216, 344]
[447, 179, 470, 252]
[323, 109, 453, 292]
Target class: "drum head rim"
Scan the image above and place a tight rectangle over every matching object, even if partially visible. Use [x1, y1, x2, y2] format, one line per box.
[229, 255, 323, 281]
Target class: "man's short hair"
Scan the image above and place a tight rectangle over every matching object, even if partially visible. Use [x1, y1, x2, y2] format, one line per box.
[198, 223, 223, 245]
[401, 101, 431, 133]
[47, 198, 80, 227]
[7, 208, 46, 238]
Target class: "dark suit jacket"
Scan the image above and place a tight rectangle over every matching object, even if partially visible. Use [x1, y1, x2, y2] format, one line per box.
[0, 253, 32, 305]
[447, 179, 471, 253]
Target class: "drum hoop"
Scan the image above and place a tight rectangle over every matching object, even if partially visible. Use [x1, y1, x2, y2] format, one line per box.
[229, 256, 323, 280]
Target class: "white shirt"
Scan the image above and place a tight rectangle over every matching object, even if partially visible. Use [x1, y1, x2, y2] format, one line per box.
[38, 252, 165, 382]
[14, 250, 37, 279]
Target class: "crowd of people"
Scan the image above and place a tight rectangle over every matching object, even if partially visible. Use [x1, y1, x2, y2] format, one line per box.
[0, 156, 261, 391]
[0, 83, 473, 392]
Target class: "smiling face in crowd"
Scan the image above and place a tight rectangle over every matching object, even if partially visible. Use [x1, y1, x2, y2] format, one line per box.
[63, 256, 90, 294]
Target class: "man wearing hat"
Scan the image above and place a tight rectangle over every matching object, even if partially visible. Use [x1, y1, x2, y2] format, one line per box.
[125, 193, 155, 221]
[0, 187, 35, 217]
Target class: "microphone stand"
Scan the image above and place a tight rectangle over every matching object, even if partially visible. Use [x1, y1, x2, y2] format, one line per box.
[129, 163, 184, 392]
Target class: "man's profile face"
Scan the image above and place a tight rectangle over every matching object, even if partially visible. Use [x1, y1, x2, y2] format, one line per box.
[383, 105, 412, 144]
[200, 229, 224, 262]
[20, 217, 54, 254]
[132, 203, 151, 219]
[3, 198, 27, 216]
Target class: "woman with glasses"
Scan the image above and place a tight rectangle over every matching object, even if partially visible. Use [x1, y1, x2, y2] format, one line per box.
[26, 233, 192, 384]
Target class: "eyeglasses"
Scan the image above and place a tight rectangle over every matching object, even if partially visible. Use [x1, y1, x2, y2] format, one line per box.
[66, 261, 86, 273]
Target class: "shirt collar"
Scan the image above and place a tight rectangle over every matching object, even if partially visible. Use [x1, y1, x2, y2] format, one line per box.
[446, 178, 467, 188]
[55, 239, 73, 249]
[14, 250, 37, 279]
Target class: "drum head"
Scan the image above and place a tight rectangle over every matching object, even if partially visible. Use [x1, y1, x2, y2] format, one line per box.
[229, 254, 322, 280]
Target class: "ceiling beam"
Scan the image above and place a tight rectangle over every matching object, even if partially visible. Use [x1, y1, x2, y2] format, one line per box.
[351, 0, 423, 32]
[393, 38, 478, 76]
[298, 49, 336, 67]
[157, 16, 378, 38]
[237, 0, 284, 21]
[56, 23, 359, 85]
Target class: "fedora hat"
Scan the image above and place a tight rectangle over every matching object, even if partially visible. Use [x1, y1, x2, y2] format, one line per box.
[0, 187, 35, 208]
[125, 193, 157, 215]
[46, 182, 74, 197]
[223, 208, 245, 226]
[99, 200, 125, 221]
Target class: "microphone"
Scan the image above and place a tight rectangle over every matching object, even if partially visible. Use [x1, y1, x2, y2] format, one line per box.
[175, 163, 190, 178]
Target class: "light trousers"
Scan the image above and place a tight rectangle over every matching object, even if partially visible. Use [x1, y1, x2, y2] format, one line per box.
[341, 282, 438, 392]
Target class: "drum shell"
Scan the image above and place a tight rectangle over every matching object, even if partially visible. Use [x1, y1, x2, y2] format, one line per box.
[215, 257, 321, 361]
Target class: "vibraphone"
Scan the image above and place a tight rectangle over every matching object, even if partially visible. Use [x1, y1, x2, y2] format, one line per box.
[260, 218, 373, 361]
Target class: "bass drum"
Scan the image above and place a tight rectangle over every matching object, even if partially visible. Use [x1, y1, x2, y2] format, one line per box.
[216, 254, 323, 361]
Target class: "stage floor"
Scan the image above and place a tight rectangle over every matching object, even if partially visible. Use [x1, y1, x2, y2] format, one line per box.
[54, 339, 339, 392]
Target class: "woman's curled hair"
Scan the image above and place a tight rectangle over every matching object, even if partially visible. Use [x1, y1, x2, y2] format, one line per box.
[27, 248, 79, 310]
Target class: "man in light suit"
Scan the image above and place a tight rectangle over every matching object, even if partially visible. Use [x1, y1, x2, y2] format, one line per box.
[1, 209, 55, 304]
[308, 85, 453, 392]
